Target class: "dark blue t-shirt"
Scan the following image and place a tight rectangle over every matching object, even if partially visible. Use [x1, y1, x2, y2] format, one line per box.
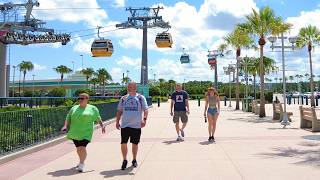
[171, 91, 189, 111]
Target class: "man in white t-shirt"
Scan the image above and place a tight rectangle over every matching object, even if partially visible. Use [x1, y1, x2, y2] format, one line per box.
[116, 82, 149, 170]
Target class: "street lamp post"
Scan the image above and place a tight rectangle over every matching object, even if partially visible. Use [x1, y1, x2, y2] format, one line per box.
[224, 64, 236, 107]
[12, 65, 16, 97]
[80, 55, 83, 70]
[268, 33, 297, 127]
[71, 61, 75, 73]
[32, 74, 36, 97]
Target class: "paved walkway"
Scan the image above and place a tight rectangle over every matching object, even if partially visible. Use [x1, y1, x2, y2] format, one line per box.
[1, 101, 320, 180]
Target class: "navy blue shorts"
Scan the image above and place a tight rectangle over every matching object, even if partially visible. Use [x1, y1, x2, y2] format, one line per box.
[207, 108, 218, 116]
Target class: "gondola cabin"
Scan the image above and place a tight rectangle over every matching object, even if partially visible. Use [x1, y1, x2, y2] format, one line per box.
[208, 56, 216, 66]
[180, 53, 190, 64]
[155, 32, 173, 48]
[91, 39, 113, 57]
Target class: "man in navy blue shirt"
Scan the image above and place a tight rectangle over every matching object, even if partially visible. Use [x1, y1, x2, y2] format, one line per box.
[170, 84, 190, 141]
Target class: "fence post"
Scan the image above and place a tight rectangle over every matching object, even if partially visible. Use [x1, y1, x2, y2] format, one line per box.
[157, 97, 160, 107]
[293, 97, 295, 104]
[301, 96, 304, 105]
[316, 96, 319, 106]
[198, 97, 200, 107]
[224, 96, 227, 106]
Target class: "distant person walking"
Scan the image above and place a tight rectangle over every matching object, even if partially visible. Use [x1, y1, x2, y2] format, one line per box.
[204, 87, 220, 142]
[61, 93, 105, 172]
[116, 82, 149, 170]
[170, 84, 190, 141]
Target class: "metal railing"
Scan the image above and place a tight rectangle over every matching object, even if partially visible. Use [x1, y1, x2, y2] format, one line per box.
[0, 101, 119, 156]
[0, 96, 121, 108]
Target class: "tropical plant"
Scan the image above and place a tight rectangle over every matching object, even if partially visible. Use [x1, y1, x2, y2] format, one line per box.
[91, 77, 100, 92]
[121, 77, 131, 85]
[81, 68, 95, 88]
[274, 77, 278, 84]
[224, 26, 254, 110]
[296, 25, 320, 106]
[53, 65, 73, 85]
[289, 76, 294, 83]
[18, 61, 34, 95]
[240, 6, 291, 117]
[96, 68, 112, 96]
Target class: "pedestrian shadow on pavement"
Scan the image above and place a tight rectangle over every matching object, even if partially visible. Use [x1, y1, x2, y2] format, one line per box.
[162, 140, 183, 145]
[267, 127, 300, 130]
[47, 167, 94, 177]
[302, 135, 320, 141]
[199, 141, 215, 145]
[100, 166, 134, 178]
[259, 146, 320, 168]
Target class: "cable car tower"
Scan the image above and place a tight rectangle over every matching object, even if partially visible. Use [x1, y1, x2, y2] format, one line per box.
[207, 50, 225, 90]
[0, 0, 71, 97]
[116, 7, 170, 96]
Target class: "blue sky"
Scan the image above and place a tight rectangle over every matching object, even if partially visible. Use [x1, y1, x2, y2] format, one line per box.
[3, 0, 320, 83]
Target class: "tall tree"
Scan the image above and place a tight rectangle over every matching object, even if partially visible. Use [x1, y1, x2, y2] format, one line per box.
[18, 61, 34, 95]
[91, 77, 99, 93]
[224, 26, 254, 110]
[240, 6, 291, 117]
[289, 76, 294, 83]
[96, 68, 112, 96]
[81, 68, 95, 88]
[53, 65, 73, 85]
[296, 25, 320, 107]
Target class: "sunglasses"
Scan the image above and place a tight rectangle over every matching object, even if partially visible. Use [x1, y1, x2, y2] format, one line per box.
[78, 97, 88, 100]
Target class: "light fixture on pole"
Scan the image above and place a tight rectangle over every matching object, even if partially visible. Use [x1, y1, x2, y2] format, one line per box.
[71, 61, 75, 73]
[268, 33, 297, 127]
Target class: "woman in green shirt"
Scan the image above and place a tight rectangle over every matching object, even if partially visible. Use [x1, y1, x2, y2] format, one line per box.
[61, 93, 105, 172]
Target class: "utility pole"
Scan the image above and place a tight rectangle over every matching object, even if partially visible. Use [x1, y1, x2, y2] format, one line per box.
[0, 0, 71, 98]
[12, 65, 16, 97]
[116, 7, 170, 97]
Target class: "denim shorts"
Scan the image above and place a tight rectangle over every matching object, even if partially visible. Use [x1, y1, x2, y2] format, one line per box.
[207, 108, 218, 116]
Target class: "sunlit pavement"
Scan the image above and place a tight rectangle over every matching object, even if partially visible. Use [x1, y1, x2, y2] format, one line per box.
[1, 101, 320, 180]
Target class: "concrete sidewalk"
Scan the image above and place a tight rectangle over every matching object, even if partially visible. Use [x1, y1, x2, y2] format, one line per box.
[1, 101, 320, 180]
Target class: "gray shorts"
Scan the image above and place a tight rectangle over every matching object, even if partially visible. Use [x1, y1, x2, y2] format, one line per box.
[173, 111, 188, 123]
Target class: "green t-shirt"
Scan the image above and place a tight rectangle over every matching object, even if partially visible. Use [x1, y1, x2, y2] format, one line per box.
[66, 104, 101, 141]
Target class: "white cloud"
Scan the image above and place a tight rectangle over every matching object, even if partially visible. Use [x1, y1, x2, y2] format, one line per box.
[35, 0, 108, 27]
[117, 56, 141, 66]
[33, 63, 47, 71]
[286, 9, 320, 35]
[72, 37, 94, 55]
[110, 67, 123, 82]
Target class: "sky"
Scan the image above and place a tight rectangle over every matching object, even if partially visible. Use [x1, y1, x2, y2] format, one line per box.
[2, 0, 320, 83]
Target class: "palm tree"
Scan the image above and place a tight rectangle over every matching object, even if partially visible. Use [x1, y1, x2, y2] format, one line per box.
[90, 77, 99, 93]
[304, 73, 310, 82]
[96, 68, 112, 96]
[289, 76, 294, 83]
[18, 61, 34, 95]
[121, 77, 131, 85]
[81, 68, 95, 88]
[245, 56, 277, 99]
[279, 78, 283, 83]
[240, 6, 291, 117]
[53, 65, 73, 86]
[224, 26, 253, 110]
[297, 25, 320, 107]
[274, 77, 278, 84]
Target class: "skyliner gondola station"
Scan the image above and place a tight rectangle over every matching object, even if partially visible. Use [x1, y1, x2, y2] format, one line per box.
[0, 0, 71, 98]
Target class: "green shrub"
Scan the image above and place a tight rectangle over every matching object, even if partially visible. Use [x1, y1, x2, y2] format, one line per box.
[64, 99, 74, 106]
[0, 106, 28, 112]
[74, 89, 95, 96]
[48, 88, 66, 97]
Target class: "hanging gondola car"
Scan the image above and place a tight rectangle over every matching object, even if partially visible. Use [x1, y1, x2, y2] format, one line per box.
[91, 39, 113, 57]
[180, 53, 190, 64]
[155, 32, 173, 48]
[208, 55, 217, 66]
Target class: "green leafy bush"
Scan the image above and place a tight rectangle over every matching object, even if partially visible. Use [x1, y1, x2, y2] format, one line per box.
[48, 88, 66, 97]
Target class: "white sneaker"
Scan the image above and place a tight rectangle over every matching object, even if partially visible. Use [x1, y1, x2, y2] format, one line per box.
[176, 136, 182, 141]
[77, 163, 85, 172]
[75, 163, 80, 170]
